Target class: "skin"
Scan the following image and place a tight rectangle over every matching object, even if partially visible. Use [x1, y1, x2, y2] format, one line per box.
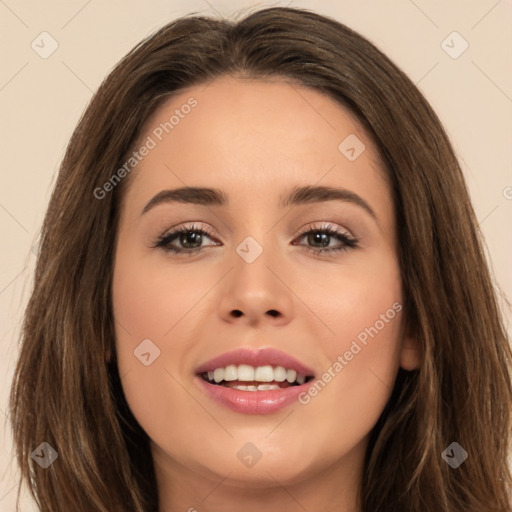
[112, 75, 421, 512]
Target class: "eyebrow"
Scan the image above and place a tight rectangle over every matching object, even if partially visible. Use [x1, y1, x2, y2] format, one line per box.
[140, 185, 378, 222]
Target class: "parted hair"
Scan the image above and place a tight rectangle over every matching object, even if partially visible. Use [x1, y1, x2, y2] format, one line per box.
[9, 6, 512, 511]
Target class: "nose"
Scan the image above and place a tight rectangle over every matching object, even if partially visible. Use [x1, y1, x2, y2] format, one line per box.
[217, 240, 294, 328]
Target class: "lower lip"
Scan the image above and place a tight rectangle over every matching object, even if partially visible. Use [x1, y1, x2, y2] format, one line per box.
[195, 376, 314, 414]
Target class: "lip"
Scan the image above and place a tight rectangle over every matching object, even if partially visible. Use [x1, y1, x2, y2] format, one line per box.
[195, 375, 316, 414]
[195, 347, 315, 376]
[194, 347, 316, 414]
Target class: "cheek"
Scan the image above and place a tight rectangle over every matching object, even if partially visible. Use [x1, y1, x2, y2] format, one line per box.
[297, 246, 402, 348]
[112, 248, 206, 346]
[296, 252, 403, 425]
[111, 245, 177, 391]
[294, 310, 403, 468]
[111, 251, 193, 446]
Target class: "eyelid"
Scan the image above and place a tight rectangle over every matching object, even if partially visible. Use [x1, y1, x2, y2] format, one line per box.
[295, 221, 354, 239]
[157, 220, 355, 241]
[157, 222, 217, 243]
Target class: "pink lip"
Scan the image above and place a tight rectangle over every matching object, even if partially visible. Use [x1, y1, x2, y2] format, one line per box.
[195, 347, 315, 376]
[194, 347, 316, 415]
[195, 375, 316, 414]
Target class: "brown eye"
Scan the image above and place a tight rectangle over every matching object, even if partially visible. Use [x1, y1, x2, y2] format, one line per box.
[292, 224, 358, 256]
[153, 224, 219, 254]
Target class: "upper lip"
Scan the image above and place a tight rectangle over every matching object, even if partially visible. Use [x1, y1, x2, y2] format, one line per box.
[195, 347, 315, 376]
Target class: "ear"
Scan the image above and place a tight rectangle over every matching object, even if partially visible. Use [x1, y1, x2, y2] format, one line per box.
[399, 321, 421, 371]
[105, 348, 112, 363]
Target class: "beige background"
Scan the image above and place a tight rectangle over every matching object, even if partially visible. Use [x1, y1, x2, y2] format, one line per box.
[1, 0, 511, 509]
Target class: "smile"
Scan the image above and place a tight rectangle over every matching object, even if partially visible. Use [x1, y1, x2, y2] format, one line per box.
[195, 348, 316, 414]
[200, 364, 312, 390]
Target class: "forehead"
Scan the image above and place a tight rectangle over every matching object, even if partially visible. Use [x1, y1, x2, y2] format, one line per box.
[140, 75, 375, 166]
[121, 75, 392, 228]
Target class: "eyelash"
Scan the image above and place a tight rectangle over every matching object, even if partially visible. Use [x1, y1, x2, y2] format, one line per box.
[152, 222, 359, 257]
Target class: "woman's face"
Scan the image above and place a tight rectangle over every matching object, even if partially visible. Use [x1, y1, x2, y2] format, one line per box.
[112, 75, 419, 496]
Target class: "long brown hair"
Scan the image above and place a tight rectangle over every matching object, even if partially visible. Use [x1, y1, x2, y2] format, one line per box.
[9, 7, 512, 511]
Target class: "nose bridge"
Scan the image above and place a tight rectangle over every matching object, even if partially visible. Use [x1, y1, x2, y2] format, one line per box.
[232, 231, 279, 292]
[219, 225, 293, 325]
[228, 198, 279, 269]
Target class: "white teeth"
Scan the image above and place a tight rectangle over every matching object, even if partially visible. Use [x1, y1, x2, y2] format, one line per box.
[213, 368, 224, 383]
[230, 383, 282, 391]
[254, 365, 274, 382]
[204, 364, 309, 386]
[273, 366, 287, 382]
[263, 384, 281, 390]
[237, 364, 255, 381]
[286, 369, 297, 383]
[223, 364, 237, 381]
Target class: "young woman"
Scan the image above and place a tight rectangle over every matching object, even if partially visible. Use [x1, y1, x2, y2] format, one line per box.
[9, 6, 512, 512]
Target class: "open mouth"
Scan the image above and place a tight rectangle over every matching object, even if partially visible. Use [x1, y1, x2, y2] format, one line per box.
[199, 364, 315, 391]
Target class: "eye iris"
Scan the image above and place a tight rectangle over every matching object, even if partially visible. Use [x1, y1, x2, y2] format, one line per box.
[309, 232, 330, 247]
[180, 231, 202, 248]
